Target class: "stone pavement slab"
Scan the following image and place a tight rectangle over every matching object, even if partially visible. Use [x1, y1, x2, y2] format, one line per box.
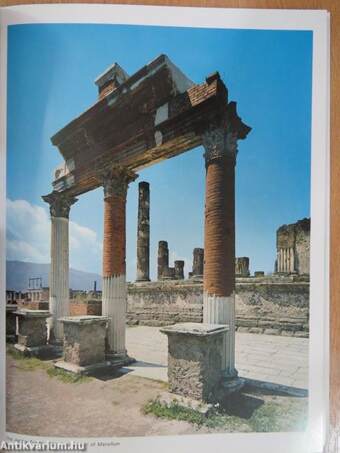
[124, 326, 308, 390]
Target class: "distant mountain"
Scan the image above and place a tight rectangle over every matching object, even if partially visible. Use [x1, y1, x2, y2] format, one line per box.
[6, 261, 102, 292]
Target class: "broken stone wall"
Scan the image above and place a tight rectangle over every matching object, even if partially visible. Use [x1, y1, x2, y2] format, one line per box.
[127, 278, 309, 337]
[276, 218, 310, 275]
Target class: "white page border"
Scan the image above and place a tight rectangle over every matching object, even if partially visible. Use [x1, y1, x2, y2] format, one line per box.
[0, 4, 330, 453]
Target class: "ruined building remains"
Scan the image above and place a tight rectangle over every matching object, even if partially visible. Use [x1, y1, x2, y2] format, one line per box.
[276, 218, 310, 275]
[42, 54, 250, 379]
[235, 257, 250, 277]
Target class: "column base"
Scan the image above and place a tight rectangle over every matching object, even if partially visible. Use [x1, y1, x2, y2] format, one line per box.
[48, 326, 64, 348]
[14, 343, 55, 358]
[48, 337, 64, 357]
[54, 360, 117, 376]
[105, 351, 136, 367]
[221, 376, 245, 395]
[222, 367, 238, 379]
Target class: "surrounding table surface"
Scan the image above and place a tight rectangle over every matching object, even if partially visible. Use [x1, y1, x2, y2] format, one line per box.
[0, 0, 338, 450]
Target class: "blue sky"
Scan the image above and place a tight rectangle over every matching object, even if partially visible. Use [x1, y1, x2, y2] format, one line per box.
[6, 24, 312, 281]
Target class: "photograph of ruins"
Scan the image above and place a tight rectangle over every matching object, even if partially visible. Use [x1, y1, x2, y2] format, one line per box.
[5, 23, 312, 437]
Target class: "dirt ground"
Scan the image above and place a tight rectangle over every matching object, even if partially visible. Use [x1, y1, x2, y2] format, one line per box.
[6, 353, 307, 437]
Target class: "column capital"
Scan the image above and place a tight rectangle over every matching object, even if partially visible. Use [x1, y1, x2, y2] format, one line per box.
[42, 192, 78, 218]
[202, 127, 238, 166]
[98, 167, 138, 199]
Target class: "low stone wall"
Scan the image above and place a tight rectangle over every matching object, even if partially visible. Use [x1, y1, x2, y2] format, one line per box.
[127, 278, 309, 337]
[127, 281, 203, 326]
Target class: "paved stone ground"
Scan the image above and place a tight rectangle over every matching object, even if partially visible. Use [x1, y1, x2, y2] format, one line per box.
[125, 327, 308, 389]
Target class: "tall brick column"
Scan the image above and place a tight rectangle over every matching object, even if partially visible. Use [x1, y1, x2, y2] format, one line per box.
[42, 192, 77, 343]
[136, 181, 150, 281]
[202, 128, 238, 378]
[101, 168, 136, 356]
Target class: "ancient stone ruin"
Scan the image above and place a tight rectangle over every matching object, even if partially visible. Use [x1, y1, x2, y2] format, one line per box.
[41, 54, 251, 387]
[235, 257, 250, 277]
[275, 218, 310, 275]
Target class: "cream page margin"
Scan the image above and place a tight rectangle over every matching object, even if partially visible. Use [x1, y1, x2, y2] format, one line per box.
[0, 4, 330, 453]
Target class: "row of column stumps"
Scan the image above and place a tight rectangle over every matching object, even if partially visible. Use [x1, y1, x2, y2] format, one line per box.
[157, 240, 185, 280]
[150, 242, 252, 280]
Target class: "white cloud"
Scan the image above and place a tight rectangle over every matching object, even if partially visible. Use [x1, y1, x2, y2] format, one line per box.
[6, 199, 102, 273]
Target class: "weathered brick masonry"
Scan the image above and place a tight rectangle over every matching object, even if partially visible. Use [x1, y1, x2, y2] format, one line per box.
[204, 152, 235, 297]
[103, 192, 126, 277]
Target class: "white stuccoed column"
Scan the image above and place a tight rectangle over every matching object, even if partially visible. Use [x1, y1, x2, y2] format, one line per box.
[42, 192, 77, 343]
[102, 274, 127, 354]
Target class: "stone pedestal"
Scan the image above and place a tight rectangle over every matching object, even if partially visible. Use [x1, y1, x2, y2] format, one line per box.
[160, 323, 229, 402]
[6, 305, 17, 342]
[56, 316, 110, 374]
[14, 310, 51, 355]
